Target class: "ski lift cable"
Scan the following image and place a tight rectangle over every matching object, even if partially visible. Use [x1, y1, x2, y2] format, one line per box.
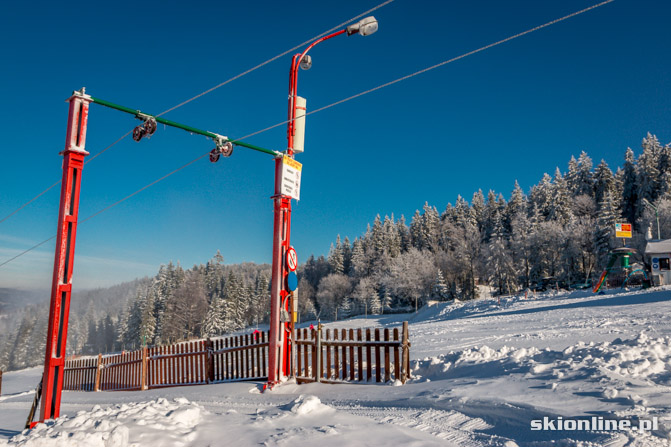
[0, 0, 614, 269]
[156, 0, 396, 117]
[0, 152, 210, 269]
[243, 0, 617, 139]
[0, 0, 396, 226]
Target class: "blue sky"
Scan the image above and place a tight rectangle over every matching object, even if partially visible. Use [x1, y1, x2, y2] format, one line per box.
[0, 0, 669, 290]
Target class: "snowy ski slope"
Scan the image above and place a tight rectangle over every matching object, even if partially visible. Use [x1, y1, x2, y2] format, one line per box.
[1, 287, 670, 446]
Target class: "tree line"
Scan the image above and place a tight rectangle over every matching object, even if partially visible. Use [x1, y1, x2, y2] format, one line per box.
[300, 133, 671, 318]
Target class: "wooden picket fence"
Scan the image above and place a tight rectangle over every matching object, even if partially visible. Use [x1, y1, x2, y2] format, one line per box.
[63, 332, 268, 392]
[62, 324, 409, 391]
[294, 322, 410, 384]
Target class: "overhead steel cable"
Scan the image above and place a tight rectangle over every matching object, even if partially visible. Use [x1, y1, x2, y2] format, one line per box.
[242, 0, 617, 138]
[0, 0, 614, 269]
[157, 0, 396, 117]
[0, 0, 397, 226]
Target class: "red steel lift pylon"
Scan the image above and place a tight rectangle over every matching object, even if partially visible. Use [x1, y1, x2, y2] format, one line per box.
[36, 89, 91, 424]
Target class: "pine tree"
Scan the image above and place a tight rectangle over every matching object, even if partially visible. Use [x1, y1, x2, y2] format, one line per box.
[575, 151, 594, 197]
[594, 190, 619, 267]
[487, 215, 517, 295]
[471, 190, 486, 233]
[594, 159, 616, 209]
[420, 203, 440, 252]
[139, 288, 156, 346]
[432, 270, 449, 300]
[409, 210, 423, 249]
[566, 155, 579, 196]
[529, 173, 553, 220]
[637, 133, 662, 211]
[550, 168, 572, 225]
[396, 215, 411, 251]
[202, 294, 226, 337]
[328, 236, 345, 274]
[342, 236, 353, 275]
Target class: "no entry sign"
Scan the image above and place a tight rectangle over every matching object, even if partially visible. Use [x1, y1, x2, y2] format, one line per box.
[286, 247, 298, 271]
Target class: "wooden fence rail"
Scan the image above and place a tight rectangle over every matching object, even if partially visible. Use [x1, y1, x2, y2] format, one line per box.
[62, 323, 409, 392]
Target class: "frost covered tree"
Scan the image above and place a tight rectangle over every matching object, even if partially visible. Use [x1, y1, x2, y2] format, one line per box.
[353, 277, 378, 317]
[550, 168, 572, 225]
[202, 294, 226, 337]
[471, 190, 486, 233]
[594, 190, 620, 267]
[486, 216, 517, 295]
[316, 274, 352, 321]
[594, 160, 616, 209]
[328, 235, 345, 274]
[620, 148, 638, 226]
[382, 248, 437, 312]
[432, 270, 449, 301]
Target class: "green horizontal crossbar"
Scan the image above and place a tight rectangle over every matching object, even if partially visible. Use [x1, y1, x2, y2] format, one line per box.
[89, 95, 279, 156]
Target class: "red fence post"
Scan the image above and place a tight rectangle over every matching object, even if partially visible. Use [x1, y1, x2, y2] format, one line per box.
[38, 89, 91, 424]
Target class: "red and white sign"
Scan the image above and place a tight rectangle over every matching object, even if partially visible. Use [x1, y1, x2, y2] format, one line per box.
[286, 247, 298, 271]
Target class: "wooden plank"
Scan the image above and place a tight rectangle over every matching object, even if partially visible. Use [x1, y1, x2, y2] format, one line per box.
[384, 328, 391, 382]
[375, 329, 381, 383]
[402, 321, 409, 383]
[366, 329, 372, 382]
[147, 347, 153, 388]
[261, 332, 267, 377]
[325, 329, 331, 380]
[245, 335, 250, 379]
[340, 329, 346, 380]
[311, 328, 317, 382]
[235, 336, 241, 380]
[349, 329, 355, 381]
[333, 329, 339, 380]
[357, 329, 363, 381]
[169, 344, 175, 387]
[393, 328, 400, 382]
[304, 328, 310, 378]
[300, 329, 305, 378]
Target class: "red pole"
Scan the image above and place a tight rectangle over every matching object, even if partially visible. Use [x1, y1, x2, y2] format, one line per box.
[268, 55, 299, 386]
[267, 29, 348, 388]
[37, 89, 91, 424]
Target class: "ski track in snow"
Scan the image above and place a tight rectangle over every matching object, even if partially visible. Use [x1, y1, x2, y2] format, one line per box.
[1, 288, 671, 446]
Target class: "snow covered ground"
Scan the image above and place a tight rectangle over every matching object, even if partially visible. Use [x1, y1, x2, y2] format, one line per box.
[1, 287, 670, 446]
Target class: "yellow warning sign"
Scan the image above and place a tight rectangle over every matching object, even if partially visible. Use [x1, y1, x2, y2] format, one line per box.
[283, 155, 302, 171]
[615, 223, 632, 238]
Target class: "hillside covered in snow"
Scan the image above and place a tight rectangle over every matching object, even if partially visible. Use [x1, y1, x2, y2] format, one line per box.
[1, 287, 670, 446]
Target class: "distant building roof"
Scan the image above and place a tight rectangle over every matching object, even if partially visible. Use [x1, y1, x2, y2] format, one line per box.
[644, 239, 671, 254]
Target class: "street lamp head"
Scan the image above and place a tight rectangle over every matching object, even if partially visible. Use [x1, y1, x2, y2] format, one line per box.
[300, 54, 312, 71]
[346, 16, 378, 36]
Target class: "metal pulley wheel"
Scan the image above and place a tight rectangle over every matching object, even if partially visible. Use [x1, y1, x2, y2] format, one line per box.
[132, 125, 145, 142]
[220, 141, 234, 157]
[144, 117, 157, 136]
[209, 148, 221, 163]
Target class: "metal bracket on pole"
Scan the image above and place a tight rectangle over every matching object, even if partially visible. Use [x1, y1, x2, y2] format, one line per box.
[33, 89, 91, 426]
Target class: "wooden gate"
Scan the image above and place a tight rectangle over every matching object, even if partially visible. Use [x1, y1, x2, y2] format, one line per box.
[294, 322, 410, 384]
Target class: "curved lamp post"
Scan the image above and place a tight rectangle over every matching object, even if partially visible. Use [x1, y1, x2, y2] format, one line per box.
[268, 16, 378, 386]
